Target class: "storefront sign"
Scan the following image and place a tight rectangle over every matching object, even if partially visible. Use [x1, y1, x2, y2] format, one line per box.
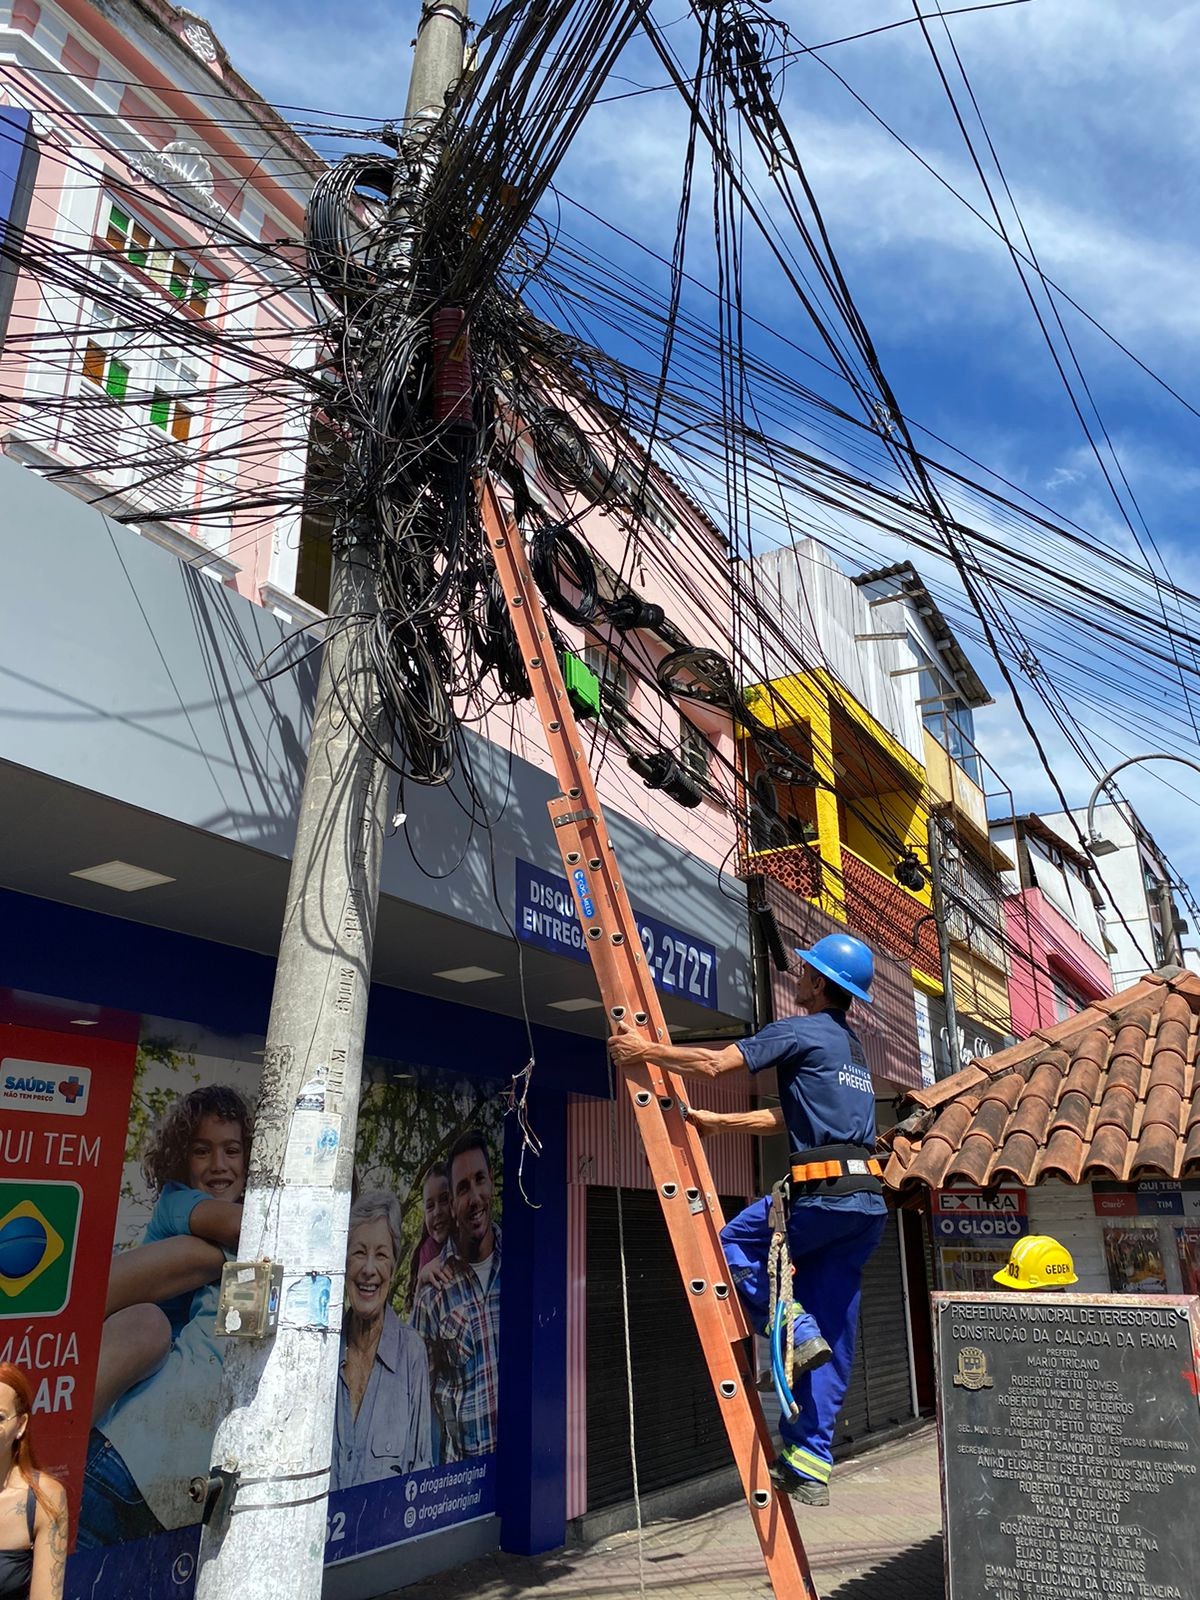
[934, 1187, 1027, 1217]
[1134, 1181, 1184, 1217]
[1093, 1181, 1185, 1219]
[515, 859, 717, 1008]
[1092, 1184, 1138, 1217]
[935, 1292, 1200, 1600]
[932, 1187, 1028, 1242]
[937, 1247, 1010, 1293]
[932, 1212, 1028, 1243]
[0, 1027, 135, 1537]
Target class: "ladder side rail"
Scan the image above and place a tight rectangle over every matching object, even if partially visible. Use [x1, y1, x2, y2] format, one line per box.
[478, 478, 747, 1295]
[480, 478, 742, 1336]
[479, 479, 821, 1600]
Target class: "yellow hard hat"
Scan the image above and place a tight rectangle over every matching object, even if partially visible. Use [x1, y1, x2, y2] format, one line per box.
[993, 1235, 1077, 1290]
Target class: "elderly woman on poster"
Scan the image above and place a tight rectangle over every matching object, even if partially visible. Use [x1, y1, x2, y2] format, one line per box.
[332, 1190, 433, 1490]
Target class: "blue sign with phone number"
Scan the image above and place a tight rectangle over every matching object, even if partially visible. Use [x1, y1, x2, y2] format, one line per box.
[515, 858, 718, 1009]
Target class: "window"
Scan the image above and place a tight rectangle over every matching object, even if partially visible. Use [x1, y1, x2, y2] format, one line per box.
[941, 832, 1007, 969]
[679, 716, 709, 783]
[1051, 975, 1083, 1023]
[148, 352, 198, 444]
[81, 341, 129, 399]
[581, 646, 630, 725]
[613, 466, 677, 544]
[103, 201, 212, 317]
[80, 259, 138, 401]
[78, 258, 202, 445]
[919, 663, 981, 785]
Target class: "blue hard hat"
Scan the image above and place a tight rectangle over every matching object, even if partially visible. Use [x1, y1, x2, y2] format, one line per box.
[794, 933, 875, 1004]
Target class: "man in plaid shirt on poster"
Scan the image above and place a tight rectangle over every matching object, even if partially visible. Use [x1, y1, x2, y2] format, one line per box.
[412, 1129, 501, 1459]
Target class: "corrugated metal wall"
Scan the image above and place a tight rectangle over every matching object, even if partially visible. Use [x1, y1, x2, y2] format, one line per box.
[567, 1071, 755, 1197]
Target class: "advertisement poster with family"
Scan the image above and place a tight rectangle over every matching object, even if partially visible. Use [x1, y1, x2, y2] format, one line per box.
[50, 1022, 505, 1598]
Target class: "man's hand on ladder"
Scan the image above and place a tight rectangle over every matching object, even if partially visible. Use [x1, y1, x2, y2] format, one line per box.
[607, 1020, 651, 1068]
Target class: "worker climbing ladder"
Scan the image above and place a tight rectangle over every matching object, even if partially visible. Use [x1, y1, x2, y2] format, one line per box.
[479, 477, 821, 1600]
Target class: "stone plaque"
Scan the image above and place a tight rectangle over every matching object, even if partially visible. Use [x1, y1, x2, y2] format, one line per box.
[934, 1291, 1200, 1600]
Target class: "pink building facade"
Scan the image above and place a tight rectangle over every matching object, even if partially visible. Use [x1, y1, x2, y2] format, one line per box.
[0, 0, 323, 621]
[991, 814, 1114, 1038]
[0, 0, 740, 871]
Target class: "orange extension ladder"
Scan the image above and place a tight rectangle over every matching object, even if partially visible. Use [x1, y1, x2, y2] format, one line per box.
[479, 476, 820, 1600]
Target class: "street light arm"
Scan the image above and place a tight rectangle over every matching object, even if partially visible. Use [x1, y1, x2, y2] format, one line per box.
[1085, 754, 1200, 844]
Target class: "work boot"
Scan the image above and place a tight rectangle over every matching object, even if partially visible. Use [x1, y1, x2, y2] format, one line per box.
[792, 1334, 832, 1375]
[769, 1456, 830, 1506]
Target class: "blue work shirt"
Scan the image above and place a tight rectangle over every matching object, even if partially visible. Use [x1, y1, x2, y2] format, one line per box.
[739, 1011, 884, 1214]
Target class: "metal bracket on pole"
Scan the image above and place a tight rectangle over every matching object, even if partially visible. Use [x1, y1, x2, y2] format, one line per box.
[191, 1466, 240, 1538]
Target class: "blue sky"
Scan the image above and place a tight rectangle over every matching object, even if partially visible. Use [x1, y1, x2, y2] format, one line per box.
[199, 0, 1200, 912]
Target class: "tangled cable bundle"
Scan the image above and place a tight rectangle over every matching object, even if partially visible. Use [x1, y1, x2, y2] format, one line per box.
[4, 0, 1196, 976]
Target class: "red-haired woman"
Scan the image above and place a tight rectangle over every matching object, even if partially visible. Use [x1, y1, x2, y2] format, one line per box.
[0, 1364, 67, 1600]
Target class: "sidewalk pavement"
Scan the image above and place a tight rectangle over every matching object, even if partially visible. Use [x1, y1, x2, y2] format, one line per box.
[389, 1425, 944, 1600]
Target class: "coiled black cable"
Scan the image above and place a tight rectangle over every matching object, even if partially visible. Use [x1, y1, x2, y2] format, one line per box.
[529, 520, 601, 625]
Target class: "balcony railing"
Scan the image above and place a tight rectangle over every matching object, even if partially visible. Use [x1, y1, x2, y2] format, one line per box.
[842, 848, 941, 982]
[738, 840, 823, 900]
[739, 839, 941, 982]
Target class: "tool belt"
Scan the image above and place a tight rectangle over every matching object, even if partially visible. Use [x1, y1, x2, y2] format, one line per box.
[788, 1142, 883, 1198]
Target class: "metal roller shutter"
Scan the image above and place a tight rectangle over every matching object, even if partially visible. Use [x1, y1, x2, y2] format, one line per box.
[586, 1186, 746, 1510]
[836, 1211, 912, 1445]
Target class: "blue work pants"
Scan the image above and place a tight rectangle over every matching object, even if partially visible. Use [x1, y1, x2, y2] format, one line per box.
[721, 1195, 887, 1486]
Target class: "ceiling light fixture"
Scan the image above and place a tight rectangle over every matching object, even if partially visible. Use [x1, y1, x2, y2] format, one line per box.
[69, 860, 176, 892]
[69, 1018, 99, 1027]
[432, 965, 503, 984]
[548, 997, 604, 1012]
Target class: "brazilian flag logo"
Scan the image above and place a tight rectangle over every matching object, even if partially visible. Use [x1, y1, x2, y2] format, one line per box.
[0, 1185, 81, 1318]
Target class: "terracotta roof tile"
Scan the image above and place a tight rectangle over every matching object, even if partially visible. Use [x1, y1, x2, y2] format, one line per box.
[945, 1135, 996, 1187]
[1063, 1055, 1102, 1102]
[905, 1138, 958, 1189]
[907, 1064, 990, 1111]
[1007, 1095, 1053, 1145]
[968, 1096, 1011, 1148]
[1160, 991, 1194, 1029]
[1104, 1043, 1146, 1098]
[882, 1149, 908, 1189]
[979, 1073, 1025, 1112]
[880, 971, 1200, 1192]
[1070, 1028, 1112, 1072]
[1095, 1084, 1138, 1136]
[1084, 1125, 1129, 1179]
[1131, 1126, 1180, 1178]
[991, 1130, 1040, 1183]
[1143, 1082, 1184, 1131]
[1023, 1055, 1068, 1105]
[1052, 1089, 1092, 1138]
[1041, 1127, 1087, 1184]
[1146, 1052, 1187, 1099]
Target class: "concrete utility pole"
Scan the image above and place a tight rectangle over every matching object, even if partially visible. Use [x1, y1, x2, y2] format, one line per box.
[1155, 878, 1182, 967]
[194, 8, 468, 1599]
[927, 810, 962, 1080]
